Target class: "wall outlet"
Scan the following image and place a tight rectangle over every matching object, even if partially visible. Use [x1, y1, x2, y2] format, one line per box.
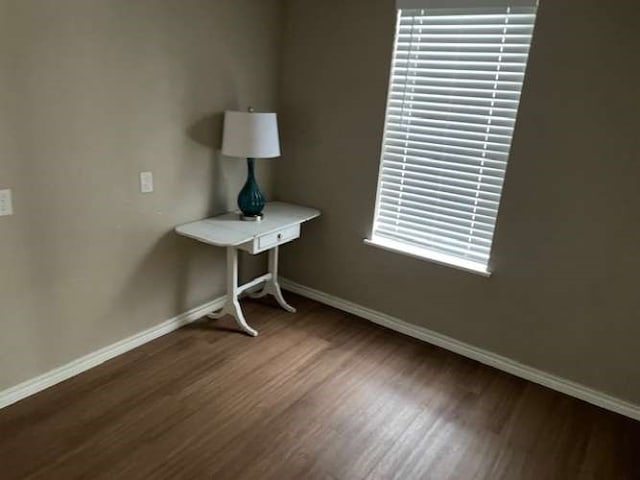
[0, 189, 13, 216]
[140, 171, 154, 193]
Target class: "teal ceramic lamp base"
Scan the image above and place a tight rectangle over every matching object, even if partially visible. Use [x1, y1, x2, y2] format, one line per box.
[238, 158, 265, 221]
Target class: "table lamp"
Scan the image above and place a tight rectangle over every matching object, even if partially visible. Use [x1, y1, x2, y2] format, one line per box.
[221, 108, 280, 221]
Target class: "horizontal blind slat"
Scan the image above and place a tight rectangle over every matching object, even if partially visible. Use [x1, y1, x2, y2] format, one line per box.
[398, 23, 534, 31]
[375, 223, 491, 253]
[386, 134, 511, 153]
[378, 209, 495, 236]
[385, 145, 508, 165]
[398, 13, 536, 24]
[385, 146, 507, 165]
[382, 164, 504, 187]
[381, 172, 502, 199]
[396, 43, 531, 52]
[396, 33, 533, 41]
[389, 74, 524, 89]
[392, 67, 526, 80]
[387, 116, 515, 134]
[377, 217, 494, 244]
[386, 126, 513, 144]
[374, 227, 490, 261]
[387, 126, 512, 142]
[389, 90, 521, 108]
[383, 153, 506, 174]
[381, 179, 502, 204]
[379, 191, 498, 218]
[380, 183, 500, 208]
[389, 98, 519, 118]
[387, 107, 517, 127]
[378, 202, 495, 228]
[382, 159, 505, 182]
[378, 204, 496, 231]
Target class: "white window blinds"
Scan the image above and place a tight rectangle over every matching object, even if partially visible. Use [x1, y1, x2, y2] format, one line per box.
[371, 4, 537, 274]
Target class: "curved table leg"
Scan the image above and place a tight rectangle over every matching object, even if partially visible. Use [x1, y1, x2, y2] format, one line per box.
[247, 280, 296, 313]
[210, 246, 258, 337]
[207, 301, 258, 337]
[270, 280, 296, 313]
[208, 245, 299, 337]
[265, 246, 296, 312]
[228, 299, 258, 337]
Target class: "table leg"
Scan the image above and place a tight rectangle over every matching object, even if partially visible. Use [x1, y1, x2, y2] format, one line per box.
[248, 246, 296, 313]
[207, 246, 258, 337]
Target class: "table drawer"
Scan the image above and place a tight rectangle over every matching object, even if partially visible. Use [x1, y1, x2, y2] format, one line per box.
[256, 225, 300, 253]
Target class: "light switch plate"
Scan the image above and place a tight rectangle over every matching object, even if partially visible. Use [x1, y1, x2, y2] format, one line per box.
[0, 189, 13, 216]
[140, 171, 154, 193]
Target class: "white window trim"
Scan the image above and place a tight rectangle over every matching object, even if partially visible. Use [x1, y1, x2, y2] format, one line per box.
[364, 237, 492, 277]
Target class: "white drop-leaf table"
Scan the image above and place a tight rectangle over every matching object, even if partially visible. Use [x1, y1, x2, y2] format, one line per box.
[175, 202, 320, 336]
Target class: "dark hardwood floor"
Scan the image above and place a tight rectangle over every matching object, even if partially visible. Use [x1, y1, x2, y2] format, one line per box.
[1, 294, 639, 479]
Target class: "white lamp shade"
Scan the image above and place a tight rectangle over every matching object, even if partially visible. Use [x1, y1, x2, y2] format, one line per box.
[221, 111, 281, 159]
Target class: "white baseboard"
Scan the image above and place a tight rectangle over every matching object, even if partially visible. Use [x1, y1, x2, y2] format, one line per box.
[4, 281, 639, 423]
[280, 278, 640, 422]
[0, 296, 225, 410]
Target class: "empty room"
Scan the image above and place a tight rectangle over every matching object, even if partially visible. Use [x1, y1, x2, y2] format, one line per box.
[1, 0, 639, 478]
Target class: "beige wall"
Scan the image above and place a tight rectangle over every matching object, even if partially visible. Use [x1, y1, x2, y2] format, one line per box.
[0, 0, 282, 390]
[277, 0, 640, 403]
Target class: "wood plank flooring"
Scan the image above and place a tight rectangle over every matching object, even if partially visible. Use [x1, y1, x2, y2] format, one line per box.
[1, 294, 639, 479]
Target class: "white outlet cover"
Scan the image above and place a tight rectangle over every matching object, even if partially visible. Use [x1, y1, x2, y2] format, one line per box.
[140, 171, 154, 193]
[0, 189, 13, 216]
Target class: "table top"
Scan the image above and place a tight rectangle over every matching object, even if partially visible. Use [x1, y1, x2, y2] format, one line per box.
[175, 202, 321, 247]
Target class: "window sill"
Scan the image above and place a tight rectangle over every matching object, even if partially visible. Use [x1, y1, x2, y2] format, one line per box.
[364, 237, 492, 278]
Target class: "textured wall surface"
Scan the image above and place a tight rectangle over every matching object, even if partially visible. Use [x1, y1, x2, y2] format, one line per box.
[277, 0, 640, 403]
[0, 0, 283, 390]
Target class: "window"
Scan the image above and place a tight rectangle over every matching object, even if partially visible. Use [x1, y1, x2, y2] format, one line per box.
[368, 0, 538, 275]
